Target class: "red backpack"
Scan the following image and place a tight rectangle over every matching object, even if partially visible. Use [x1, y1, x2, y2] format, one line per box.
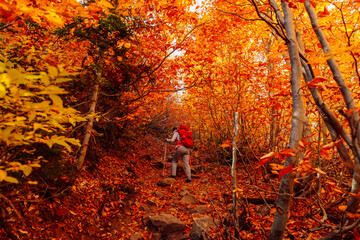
[177, 125, 194, 148]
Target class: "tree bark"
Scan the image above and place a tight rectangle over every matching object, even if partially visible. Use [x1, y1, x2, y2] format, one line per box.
[268, 2, 305, 239]
[76, 82, 100, 170]
[232, 112, 239, 238]
[304, 0, 360, 216]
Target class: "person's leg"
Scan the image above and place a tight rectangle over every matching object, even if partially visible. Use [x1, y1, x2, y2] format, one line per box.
[177, 146, 191, 181]
[183, 153, 191, 181]
[171, 148, 179, 177]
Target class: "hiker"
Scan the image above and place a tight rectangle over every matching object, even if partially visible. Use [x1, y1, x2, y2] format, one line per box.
[166, 125, 193, 183]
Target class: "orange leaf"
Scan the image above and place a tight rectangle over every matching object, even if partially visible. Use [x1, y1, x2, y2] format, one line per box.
[320, 149, 331, 159]
[279, 164, 293, 179]
[220, 140, 231, 148]
[322, 142, 336, 150]
[279, 148, 295, 157]
[338, 205, 347, 211]
[314, 168, 326, 175]
[307, 77, 327, 88]
[318, 7, 330, 18]
[303, 149, 312, 160]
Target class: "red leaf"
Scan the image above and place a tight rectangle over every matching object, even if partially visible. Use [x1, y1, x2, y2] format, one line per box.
[288, 2, 297, 8]
[354, 228, 360, 240]
[279, 165, 293, 179]
[258, 157, 271, 166]
[56, 208, 68, 216]
[309, 1, 317, 8]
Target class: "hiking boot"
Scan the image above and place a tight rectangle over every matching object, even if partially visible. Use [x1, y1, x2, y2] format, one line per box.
[169, 175, 176, 179]
[185, 179, 191, 183]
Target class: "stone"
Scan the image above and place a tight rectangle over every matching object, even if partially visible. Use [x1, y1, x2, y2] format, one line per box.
[190, 216, 220, 240]
[180, 190, 190, 197]
[129, 233, 143, 240]
[256, 204, 270, 217]
[167, 232, 189, 240]
[168, 208, 177, 213]
[189, 205, 212, 215]
[154, 191, 165, 198]
[157, 178, 176, 187]
[146, 199, 157, 208]
[180, 194, 200, 205]
[143, 213, 186, 236]
[200, 179, 209, 184]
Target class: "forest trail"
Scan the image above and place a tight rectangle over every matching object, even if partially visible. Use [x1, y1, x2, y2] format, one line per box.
[1, 133, 236, 240]
[1, 131, 336, 239]
[1, 0, 359, 239]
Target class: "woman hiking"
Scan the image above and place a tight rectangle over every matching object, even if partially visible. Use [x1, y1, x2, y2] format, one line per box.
[166, 126, 193, 183]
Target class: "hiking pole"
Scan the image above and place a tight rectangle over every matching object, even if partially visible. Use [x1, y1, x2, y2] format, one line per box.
[163, 142, 167, 178]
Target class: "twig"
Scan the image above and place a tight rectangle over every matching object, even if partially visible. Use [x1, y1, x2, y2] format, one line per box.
[0, 16, 21, 31]
[0, 193, 22, 219]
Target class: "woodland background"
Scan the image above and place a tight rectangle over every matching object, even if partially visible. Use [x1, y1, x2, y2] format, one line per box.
[1, 0, 360, 239]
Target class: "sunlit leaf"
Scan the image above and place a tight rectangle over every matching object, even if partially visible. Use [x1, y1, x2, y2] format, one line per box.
[4, 176, 19, 183]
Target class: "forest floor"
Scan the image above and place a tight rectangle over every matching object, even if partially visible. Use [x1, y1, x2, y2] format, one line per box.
[0, 134, 339, 240]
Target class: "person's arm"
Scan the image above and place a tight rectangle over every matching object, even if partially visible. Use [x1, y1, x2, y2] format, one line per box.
[166, 132, 179, 143]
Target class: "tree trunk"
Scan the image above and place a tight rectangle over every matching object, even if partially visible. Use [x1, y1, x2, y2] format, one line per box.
[76, 82, 100, 170]
[304, 0, 360, 217]
[268, 1, 305, 239]
[231, 112, 239, 238]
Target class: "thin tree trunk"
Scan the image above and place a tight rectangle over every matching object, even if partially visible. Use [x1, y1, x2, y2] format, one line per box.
[268, 1, 305, 239]
[232, 112, 239, 238]
[77, 82, 100, 170]
[296, 31, 354, 174]
[304, 0, 360, 217]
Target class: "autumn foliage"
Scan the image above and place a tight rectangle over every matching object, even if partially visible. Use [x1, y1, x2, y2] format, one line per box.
[1, 0, 360, 239]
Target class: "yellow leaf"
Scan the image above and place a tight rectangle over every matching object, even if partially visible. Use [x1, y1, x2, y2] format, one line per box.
[41, 74, 50, 86]
[65, 138, 81, 146]
[38, 86, 66, 95]
[27, 181, 38, 185]
[22, 165, 32, 176]
[50, 120, 65, 130]
[33, 123, 42, 131]
[48, 66, 58, 78]
[1, 73, 11, 87]
[97, 0, 114, 9]
[0, 84, 6, 98]
[0, 170, 7, 181]
[4, 176, 19, 183]
[49, 95, 63, 107]
[42, 11, 64, 27]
